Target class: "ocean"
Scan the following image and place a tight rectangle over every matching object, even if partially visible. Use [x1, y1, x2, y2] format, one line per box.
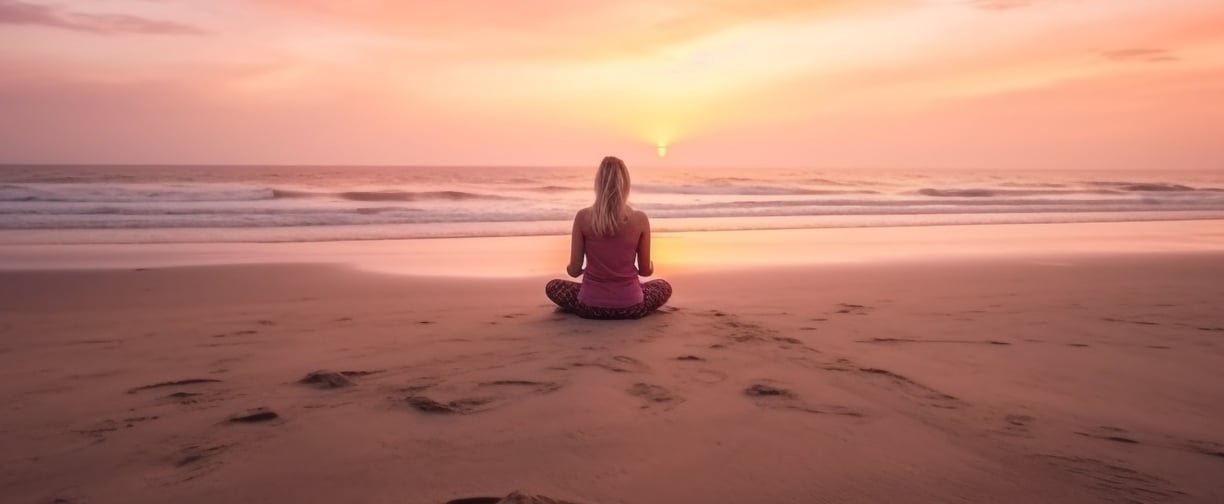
[1, 165, 1223, 244]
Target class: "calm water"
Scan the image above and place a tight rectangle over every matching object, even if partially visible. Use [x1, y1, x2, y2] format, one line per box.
[2, 165, 1223, 244]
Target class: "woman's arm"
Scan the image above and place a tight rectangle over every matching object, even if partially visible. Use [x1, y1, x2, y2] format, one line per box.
[566, 209, 585, 277]
[636, 212, 654, 277]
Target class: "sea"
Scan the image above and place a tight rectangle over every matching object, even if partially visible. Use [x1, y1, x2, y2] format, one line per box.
[1, 165, 1223, 244]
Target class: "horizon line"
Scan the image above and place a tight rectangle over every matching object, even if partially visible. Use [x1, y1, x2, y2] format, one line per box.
[0, 163, 1217, 173]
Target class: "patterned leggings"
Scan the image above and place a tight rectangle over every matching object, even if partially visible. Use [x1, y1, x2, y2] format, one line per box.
[545, 279, 673, 320]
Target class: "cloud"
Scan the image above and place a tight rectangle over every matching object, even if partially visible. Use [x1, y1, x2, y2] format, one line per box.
[0, 0, 206, 35]
[1099, 48, 1178, 63]
[970, 0, 1038, 10]
[253, 0, 895, 61]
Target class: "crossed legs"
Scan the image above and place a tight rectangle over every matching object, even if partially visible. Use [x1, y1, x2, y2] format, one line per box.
[545, 279, 673, 320]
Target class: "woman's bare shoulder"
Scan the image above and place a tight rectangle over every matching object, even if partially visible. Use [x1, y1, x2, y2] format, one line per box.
[629, 208, 650, 231]
[572, 207, 591, 233]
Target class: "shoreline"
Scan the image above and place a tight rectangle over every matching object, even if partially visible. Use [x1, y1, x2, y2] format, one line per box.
[2, 219, 1223, 277]
[3, 212, 1224, 246]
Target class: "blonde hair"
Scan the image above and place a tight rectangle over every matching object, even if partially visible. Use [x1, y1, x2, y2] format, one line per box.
[590, 156, 631, 237]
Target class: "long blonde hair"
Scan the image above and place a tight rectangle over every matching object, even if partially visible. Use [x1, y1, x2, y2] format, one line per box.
[590, 156, 631, 237]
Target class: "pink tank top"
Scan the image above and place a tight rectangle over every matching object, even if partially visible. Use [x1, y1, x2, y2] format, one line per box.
[578, 223, 643, 308]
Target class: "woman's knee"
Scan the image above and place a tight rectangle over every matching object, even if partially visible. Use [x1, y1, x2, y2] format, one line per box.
[643, 279, 672, 307]
[645, 279, 672, 293]
[545, 279, 577, 306]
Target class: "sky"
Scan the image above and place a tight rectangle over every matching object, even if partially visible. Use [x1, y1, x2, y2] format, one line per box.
[0, 0, 1221, 170]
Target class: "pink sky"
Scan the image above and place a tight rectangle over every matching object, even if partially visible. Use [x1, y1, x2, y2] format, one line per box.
[0, 0, 1221, 169]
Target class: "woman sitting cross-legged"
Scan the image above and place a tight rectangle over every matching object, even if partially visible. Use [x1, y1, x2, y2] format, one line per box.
[545, 156, 672, 319]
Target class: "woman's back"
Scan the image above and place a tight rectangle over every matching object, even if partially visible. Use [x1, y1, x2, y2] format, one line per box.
[578, 209, 644, 308]
[544, 155, 671, 320]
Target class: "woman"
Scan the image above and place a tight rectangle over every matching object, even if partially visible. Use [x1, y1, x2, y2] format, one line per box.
[545, 156, 672, 319]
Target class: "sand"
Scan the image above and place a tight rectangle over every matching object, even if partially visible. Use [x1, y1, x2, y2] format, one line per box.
[2, 222, 1224, 503]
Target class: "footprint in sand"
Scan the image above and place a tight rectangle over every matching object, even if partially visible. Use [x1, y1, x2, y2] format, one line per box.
[1032, 455, 1185, 502]
[743, 382, 863, 417]
[64, 338, 119, 346]
[626, 383, 684, 409]
[401, 379, 563, 415]
[1185, 440, 1224, 459]
[74, 419, 125, 440]
[396, 376, 444, 394]
[176, 443, 229, 470]
[128, 378, 222, 394]
[157, 388, 235, 408]
[784, 355, 856, 373]
[1074, 426, 1140, 444]
[446, 491, 585, 504]
[298, 369, 383, 389]
[226, 408, 279, 423]
[200, 339, 262, 349]
[478, 380, 562, 394]
[119, 415, 159, 428]
[745, 383, 795, 400]
[163, 391, 204, 403]
[834, 303, 872, 315]
[226, 407, 279, 423]
[404, 396, 492, 415]
[152, 440, 233, 484]
[702, 311, 805, 351]
[299, 371, 354, 388]
[572, 355, 649, 373]
[859, 337, 1011, 346]
[1005, 414, 1034, 427]
[212, 329, 258, 338]
[1101, 317, 1160, 326]
[855, 367, 960, 409]
[1001, 414, 1035, 436]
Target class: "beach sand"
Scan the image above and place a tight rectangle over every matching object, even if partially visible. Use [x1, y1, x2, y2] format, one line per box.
[2, 222, 1224, 503]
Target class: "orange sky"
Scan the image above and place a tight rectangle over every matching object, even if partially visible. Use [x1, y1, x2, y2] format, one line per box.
[0, 0, 1221, 169]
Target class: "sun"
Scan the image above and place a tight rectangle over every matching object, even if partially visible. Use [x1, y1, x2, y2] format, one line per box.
[656, 143, 668, 158]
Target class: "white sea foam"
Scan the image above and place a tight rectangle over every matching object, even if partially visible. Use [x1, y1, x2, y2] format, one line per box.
[1, 165, 1222, 243]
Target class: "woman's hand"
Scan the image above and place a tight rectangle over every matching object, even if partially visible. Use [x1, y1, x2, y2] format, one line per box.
[567, 264, 584, 278]
[637, 259, 653, 277]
